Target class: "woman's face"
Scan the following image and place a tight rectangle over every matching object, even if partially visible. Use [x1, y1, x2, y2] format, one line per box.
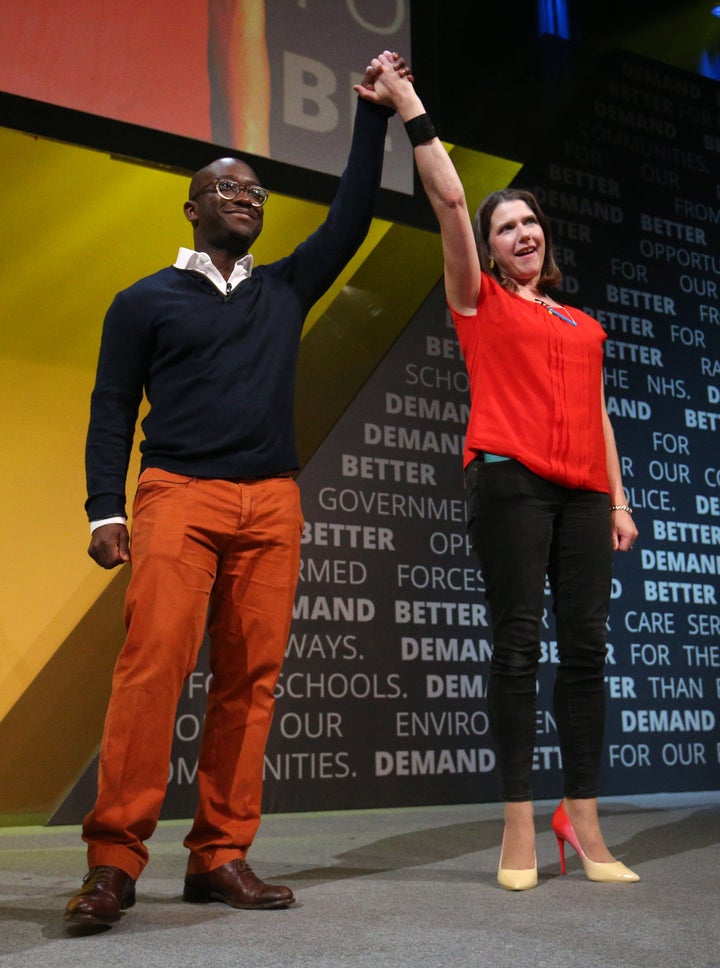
[488, 199, 546, 286]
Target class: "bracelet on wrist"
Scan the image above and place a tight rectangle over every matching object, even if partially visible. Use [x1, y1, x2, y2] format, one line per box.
[404, 113, 437, 147]
[610, 504, 632, 513]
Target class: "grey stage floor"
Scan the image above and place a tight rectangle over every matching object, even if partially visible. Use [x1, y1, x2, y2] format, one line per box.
[0, 791, 718, 968]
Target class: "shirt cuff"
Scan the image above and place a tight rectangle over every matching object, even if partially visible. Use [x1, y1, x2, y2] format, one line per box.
[90, 516, 127, 534]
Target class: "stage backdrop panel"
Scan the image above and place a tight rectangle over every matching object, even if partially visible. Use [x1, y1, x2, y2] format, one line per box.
[50, 48, 719, 825]
[510, 47, 720, 796]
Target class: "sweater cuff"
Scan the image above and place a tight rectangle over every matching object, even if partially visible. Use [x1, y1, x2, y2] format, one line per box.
[356, 96, 395, 119]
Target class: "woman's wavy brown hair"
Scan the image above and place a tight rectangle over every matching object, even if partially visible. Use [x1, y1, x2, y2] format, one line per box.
[473, 188, 562, 294]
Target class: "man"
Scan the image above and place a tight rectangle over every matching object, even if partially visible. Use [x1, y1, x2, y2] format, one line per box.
[65, 50, 407, 929]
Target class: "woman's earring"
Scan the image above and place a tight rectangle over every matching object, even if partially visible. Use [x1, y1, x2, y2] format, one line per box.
[489, 256, 495, 270]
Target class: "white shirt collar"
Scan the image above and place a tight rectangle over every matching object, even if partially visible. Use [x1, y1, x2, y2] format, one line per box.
[174, 247, 254, 293]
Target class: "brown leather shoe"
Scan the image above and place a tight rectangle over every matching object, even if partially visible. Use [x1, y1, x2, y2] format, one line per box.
[64, 865, 136, 927]
[183, 859, 295, 909]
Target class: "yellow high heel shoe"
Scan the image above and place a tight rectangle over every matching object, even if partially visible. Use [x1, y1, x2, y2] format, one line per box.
[497, 831, 538, 891]
[551, 802, 639, 883]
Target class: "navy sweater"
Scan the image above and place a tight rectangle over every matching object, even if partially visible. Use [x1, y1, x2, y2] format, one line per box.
[86, 99, 391, 521]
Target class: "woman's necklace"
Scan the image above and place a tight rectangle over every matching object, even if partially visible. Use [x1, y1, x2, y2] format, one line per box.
[534, 297, 577, 327]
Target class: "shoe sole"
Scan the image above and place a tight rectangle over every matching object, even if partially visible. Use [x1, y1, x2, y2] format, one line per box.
[182, 888, 294, 909]
[64, 911, 123, 926]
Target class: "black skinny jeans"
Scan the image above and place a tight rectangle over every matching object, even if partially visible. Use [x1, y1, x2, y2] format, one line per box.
[465, 458, 612, 802]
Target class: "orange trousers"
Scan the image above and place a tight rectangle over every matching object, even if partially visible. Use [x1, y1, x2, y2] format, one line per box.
[83, 469, 303, 880]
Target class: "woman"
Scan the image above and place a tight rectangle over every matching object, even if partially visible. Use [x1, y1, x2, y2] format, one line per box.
[357, 54, 639, 890]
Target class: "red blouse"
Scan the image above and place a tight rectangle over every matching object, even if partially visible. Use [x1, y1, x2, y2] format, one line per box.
[450, 273, 610, 493]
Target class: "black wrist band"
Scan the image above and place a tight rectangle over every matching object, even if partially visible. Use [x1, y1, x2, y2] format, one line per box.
[404, 113, 437, 147]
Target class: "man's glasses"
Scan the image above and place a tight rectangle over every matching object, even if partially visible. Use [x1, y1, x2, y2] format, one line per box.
[191, 178, 270, 207]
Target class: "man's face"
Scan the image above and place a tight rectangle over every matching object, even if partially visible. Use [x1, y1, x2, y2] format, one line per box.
[184, 158, 265, 254]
